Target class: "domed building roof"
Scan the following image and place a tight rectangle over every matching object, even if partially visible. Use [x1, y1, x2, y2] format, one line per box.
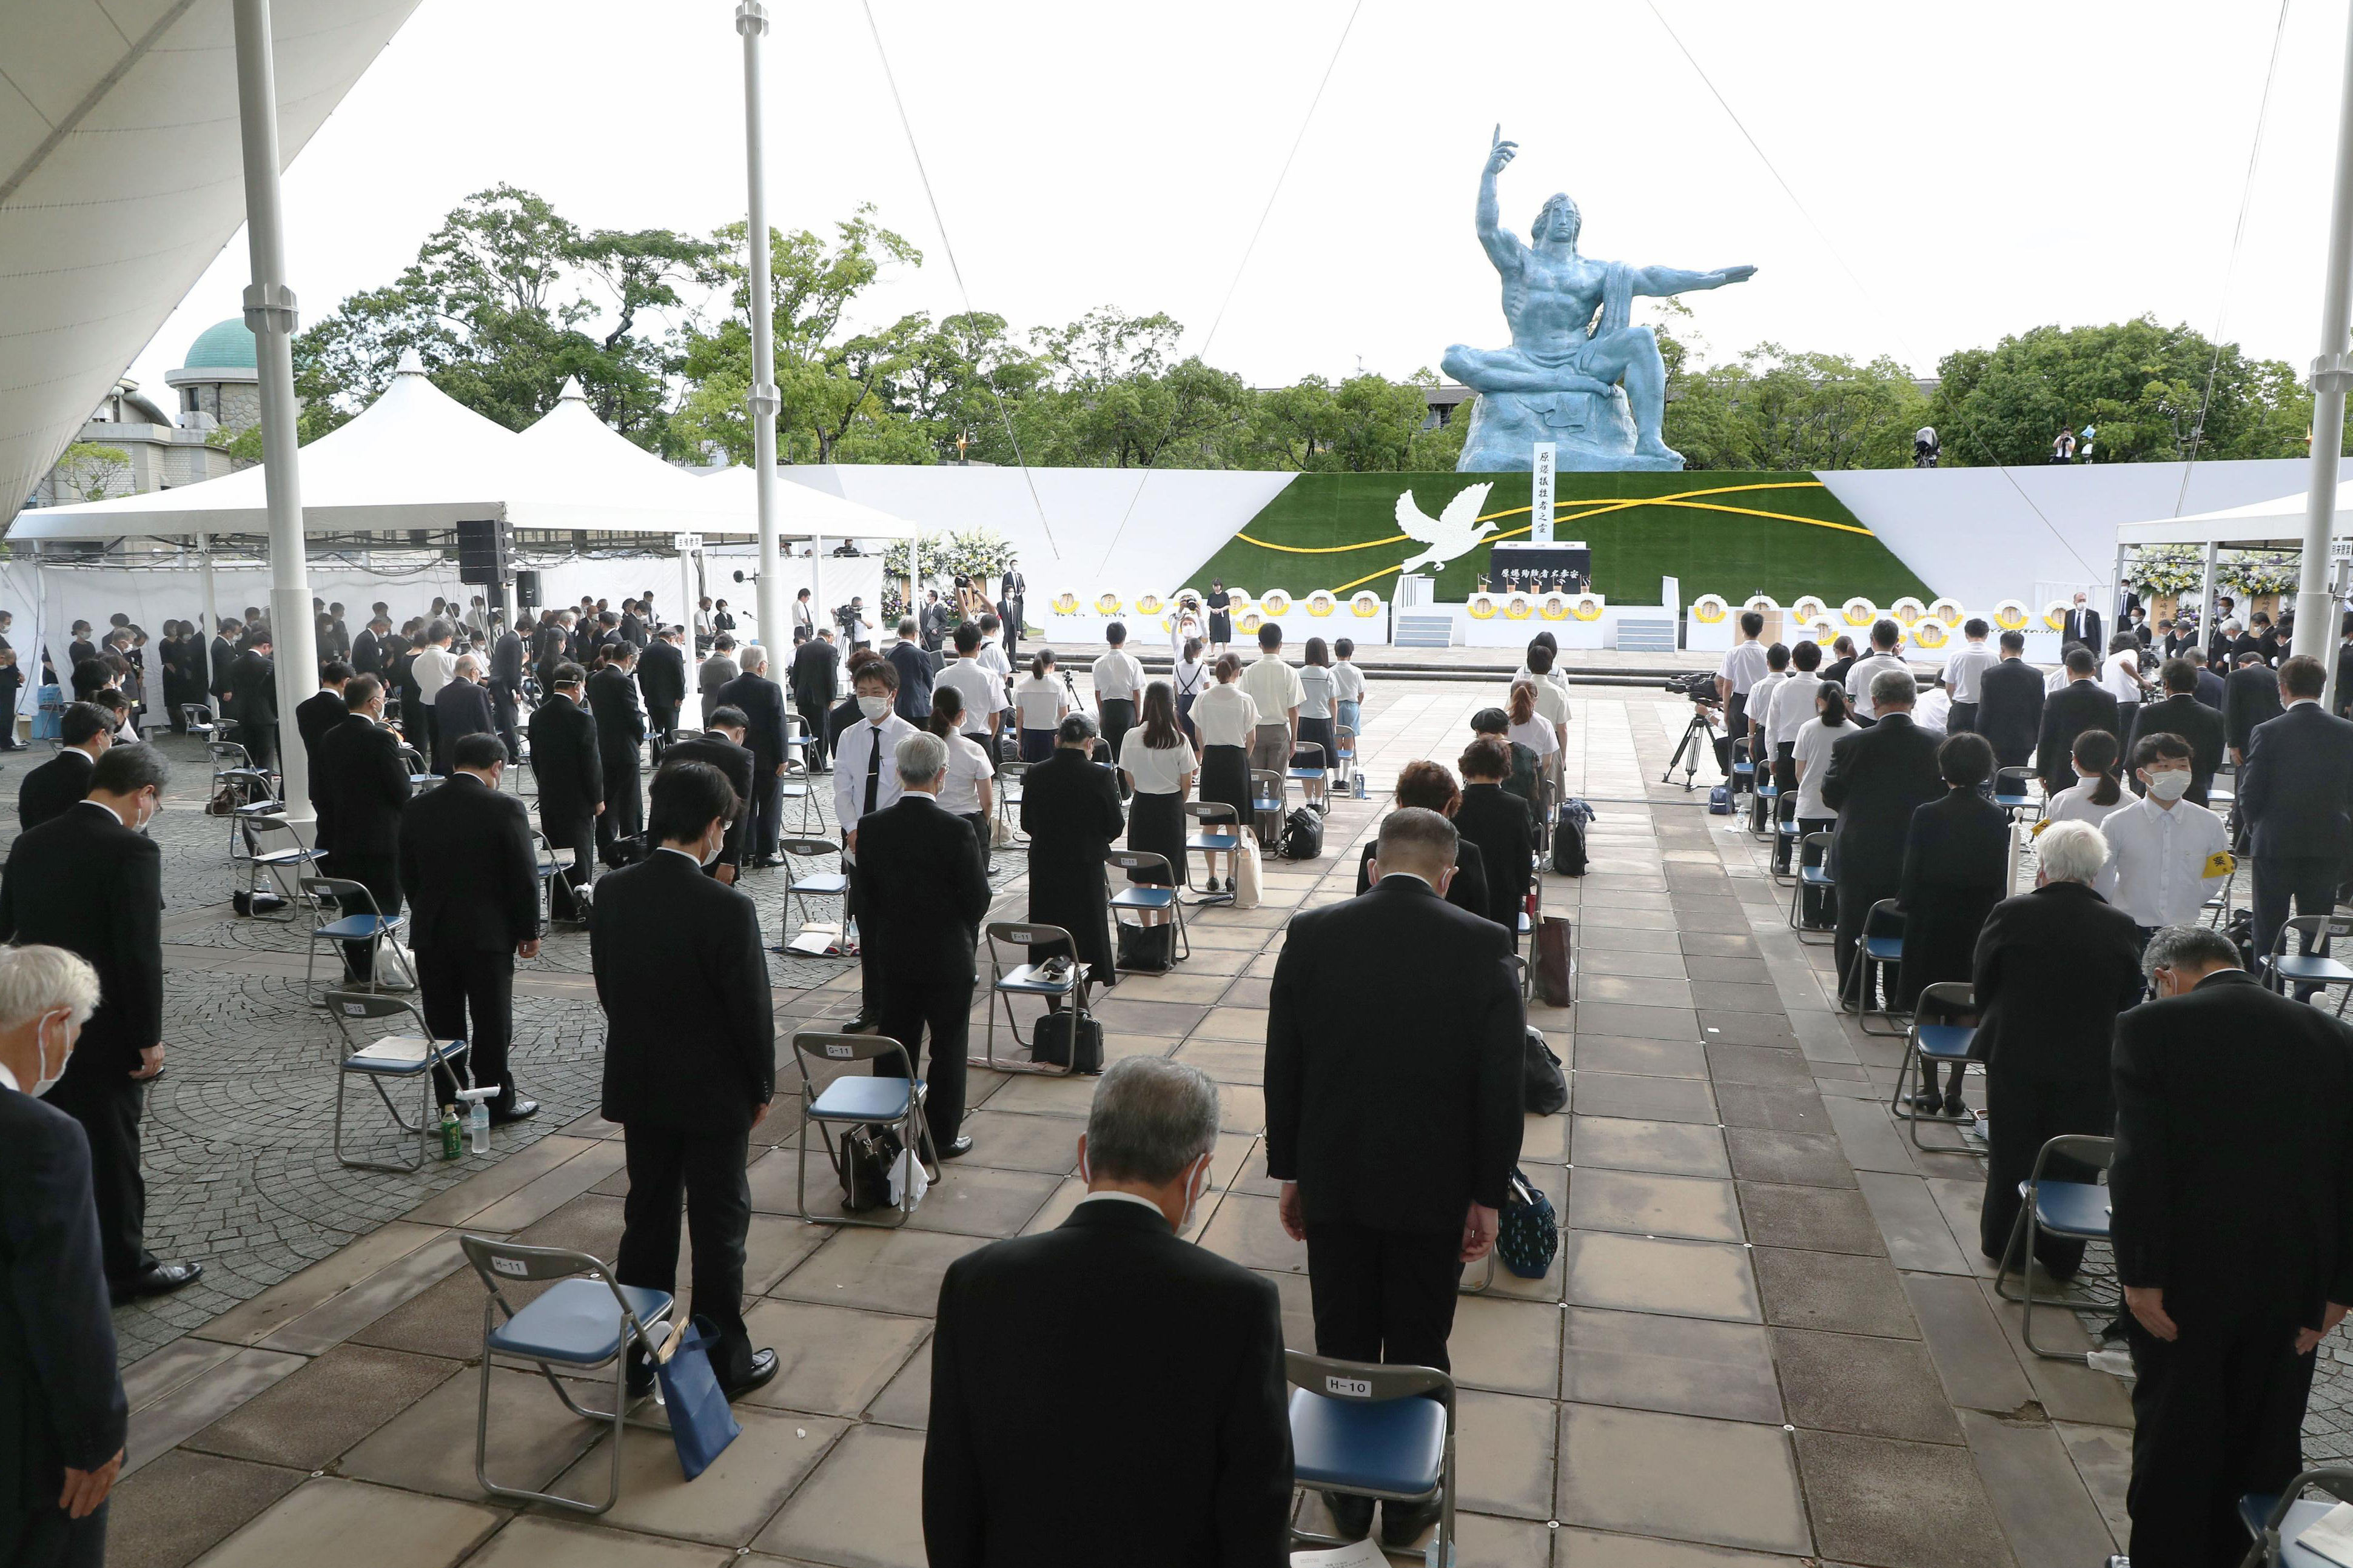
[182, 318, 257, 371]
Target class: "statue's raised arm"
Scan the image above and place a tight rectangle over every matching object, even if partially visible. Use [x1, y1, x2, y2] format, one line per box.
[1475, 125, 1525, 275]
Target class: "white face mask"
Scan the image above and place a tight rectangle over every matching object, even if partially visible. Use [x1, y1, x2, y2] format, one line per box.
[2144, 768, 2192, 802]
[698, 825, 724, 867]
[28, 1016, 66, 1098]
[858, 695, 890, 720]
[1175, 1156, 1213, 1235]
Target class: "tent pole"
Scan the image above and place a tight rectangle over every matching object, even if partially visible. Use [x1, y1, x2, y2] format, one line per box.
[232, 0, 318, 819]
[2296, 5, 2353, 676]
[2200, 538, 2219, 646]
[738, 0, 783, 655]
[680, 542, 697, 654]
[198, 529, 221, 719]
[811, 538, 825, 639]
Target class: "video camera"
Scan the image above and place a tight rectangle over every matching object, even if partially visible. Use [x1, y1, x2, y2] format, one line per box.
[1664, 672, 1719, 705]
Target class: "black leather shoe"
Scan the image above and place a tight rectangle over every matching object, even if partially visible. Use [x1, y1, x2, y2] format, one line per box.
[722, 1347, 779, 1401]
[1942, 1092, 1969, 1119]
[1381, 1498, 1442, 1549]
[938, 1134, 975, 1160]
[488, 1097, 540, 1127]
[626, 1354, 656, 1399]
[112, 1261, 203, 1303]
[1323, 1493, 1375, 1540]
[841, 1014, 881, 1035]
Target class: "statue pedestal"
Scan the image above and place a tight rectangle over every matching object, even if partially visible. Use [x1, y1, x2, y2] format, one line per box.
[1456, 387, 1682, 473]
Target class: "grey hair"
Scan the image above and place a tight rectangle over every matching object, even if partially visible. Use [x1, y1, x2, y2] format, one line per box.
[1870, 668, 1916, 709]
[454, 654, 482, 679]
[2143, 923, 2242, 980]
[0, 944, 101, 1030]
[1377, 805, 1458, 871]
[2036, 820, 2109, 885]
[1086, 1056, 1220, 1184]
[895, 730, 948, 786]
[740, 643, 769, 672]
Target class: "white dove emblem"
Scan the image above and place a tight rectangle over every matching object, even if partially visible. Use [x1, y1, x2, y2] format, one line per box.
[1394, 482, 1500, 574]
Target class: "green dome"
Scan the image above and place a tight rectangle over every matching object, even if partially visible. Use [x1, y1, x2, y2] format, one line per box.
[182, 317, 256, 370]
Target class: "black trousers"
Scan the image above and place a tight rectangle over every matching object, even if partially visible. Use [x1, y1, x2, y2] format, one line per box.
[1303, 1221, 1463, 1373]
[845, 862, 881, 1017]
[876, 979, 972, 1156]
[331, 851, 403, 980]
[1724, 692, 1750, 772]
[617, 1122, 754, 1386]
[2125, 1309, 2314, 1568]
[748, 765, 784, 862]
[2254, 855, 2343, 1000]
[1979, 1068, 2108, 1278]
[1832, 855, 1899, 996]
[238, 719, 277, 772]
[492, 689, 520, 762]
[543, 808, 592, 919]
[597, 754, 642, 849]
[1099, 698, 1136, 797]
[1771, 743, 1798, 873]
[421, 945, 517, 1107]
[961, 810, 990, 874]
[0, 1502, 106, 1568]
[648, 703, 679, 763]
[1947, 700, 1979, 735]
[796, 700, 831, 771]
[2117, 702, 2140, 756]
[44, 1071, 154, 1284]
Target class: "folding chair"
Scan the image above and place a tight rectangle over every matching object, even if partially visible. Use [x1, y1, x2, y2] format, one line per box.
[2266, 914, 2353, 1014]
[1748, 777, 1779, 839]
[1250, 768, 1287, 845]
[974, 920, 1092, 1076]
[532, 834, 573, 928]
[1288, 741, 1328, 813]
[995, 760, 1029, 846]
[1992, 1133, 2116, 1361]
[1992, 766, 2038, 820]
[1183, 801, 1239, 907]
[1838, 897, 1907, 1035]
[1107, 849, 1189, 968]
[457, 1235, 674, 1515]
[180, 703, 216, 742]
[301, 876, 415, 999]
[237, 814, 318, 922]
[1787, 831, 1835, 944]
[1331, 724, 1357, 796]
[1770, 816, 1802, 884]
[791, 1030, 937, 1228]
[220, 768, 281, 860]
[206, 739, 252, 794]
[1285, 1351, 1457, 1563]
[779, 720, 822, 837]
[773, 836, 847, 954]
[1890, 981, 1978, 1149]
[2239, 1466, 2353, 1568]
[324, 990, 469, 1172]
[395, 742, 436, 792]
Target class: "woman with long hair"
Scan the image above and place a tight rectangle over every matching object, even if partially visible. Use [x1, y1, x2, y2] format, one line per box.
[1119, 680, 1195, 909]
[1188, 654, 1258, 891]
[1296, 637, 1337, 808]
[927, 686, 998, 868]
[1204, 578, 1233, 655]
[2044, 730, 2124, 825]
[1012, 649, 1069, 763]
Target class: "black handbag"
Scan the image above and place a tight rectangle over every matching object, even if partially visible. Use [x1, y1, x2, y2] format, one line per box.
[1495, 1169, 1559, 1279]
[1116, 922, 1175, 973]
[1522, 1027, 1567, 1114]
[1031, 1010, 1105, 1073]
[828, 1124, 903, 1212]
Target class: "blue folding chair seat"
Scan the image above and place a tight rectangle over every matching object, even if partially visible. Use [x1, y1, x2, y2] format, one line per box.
[1863, 933, 1904, 964]
[1111, 885, 1178, 913]
[1288, 1388, 1447, 1498]
[2021, 1178, 2109, 1239]
[2275, 954, 2353, 986]
[1915, 1024, 1974, 1061]
[486, 1278, 674, 1365]
[315, 913, 404, 943]
[1992, 792, 2033, 811]
[794, 871, 848, 896]
[808, 1075, 916, 1123]
[1995, 1133, 2117, 1359]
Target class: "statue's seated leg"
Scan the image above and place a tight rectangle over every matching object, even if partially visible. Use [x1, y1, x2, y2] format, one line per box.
[1585, 325, 1679, 461]
[1444, 343, 1573, 395]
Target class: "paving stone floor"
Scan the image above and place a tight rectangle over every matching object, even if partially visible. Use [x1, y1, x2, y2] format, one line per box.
[22, 680, 2312, 1565]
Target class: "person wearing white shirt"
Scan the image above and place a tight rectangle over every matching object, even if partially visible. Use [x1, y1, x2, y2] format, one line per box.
[832, 660, 919, 1032]
[1012, 651, 1071, 763]
[1170, 637, 1210, 746]
[1190, 657, 1260, 891]
[1520, 641, 1571, 789]
[1505, 678, 1559, 777]
[1296, 639, 1339, 805]
[1765, 642, 1824, 873]
[1790, 680, 1860, 928]
[975, 614, 1014, 729]
[1238, 626, 1304, 776]
[2101, 633, 2147, 743]
[935, 625, 1004, 746]
[1747, 647, 1790, 774]
[1118, 682, 1197, 903]
[1169, 598, 1206, 662]
[1715, 611, 1771, 752]
[2100, 732, 2229, 935]
[1941, 619, 1998, 735]
[1844, 619, 1910, 721]
[926, 691, 998, 868]
[1091, 623, 1147, 799]
[411, 625, 459, 762]
[792, 589, 816, 642]
[1331, 638, 1368, 740]
[2041, 729, 2127, 899]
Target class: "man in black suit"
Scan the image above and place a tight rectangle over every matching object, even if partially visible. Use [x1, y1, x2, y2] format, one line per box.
[2126, 657, 2227, 807]
[2225, 649, 2286, 765]
[0, 745, 196, 1303]
[716, 646, 791, 865]
[351, 615, 388, 678]
[637, 625, 688, 763]
[294, 662, 353, 794]
[0, 945, 128, 1568]
[529, 663, 603, 922]
[591, 762, 777, 1402]
[1266, 806, 1521, 1547]
[207, 617, 238, 717]
[1975, 630, 2044, 774]
[401, 732, 542, 1123]
[2060, 589, 2102, 654]
[587, 644, 647, 852]
[2033, 646, 2120, 794]
[18, 703, 110, 831]
[1822, 669, 1945, 992]
[925, 1057, 1290, 1567]
[919, 589, 949, 654]
[228, 629, 277, 770]
[487, 618, 524, 760]
[999, 563, 1026, 665]
[313, 675, 411, 980]
[2240, 655, 2353, 998]
[660, 706, 755, 882]
[886, 617, 935, 722]
[431, 655, 498, 777]
[853, 731, 991, 1160]
[2110, 923, 2353, 1568]
[790, 629, 839, 772]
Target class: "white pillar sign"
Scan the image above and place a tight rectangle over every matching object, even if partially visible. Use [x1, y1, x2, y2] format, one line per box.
[1531, 443, 1556, 544]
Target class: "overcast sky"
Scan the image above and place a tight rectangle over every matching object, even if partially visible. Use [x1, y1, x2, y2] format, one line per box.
[126, 0, 2353, 404]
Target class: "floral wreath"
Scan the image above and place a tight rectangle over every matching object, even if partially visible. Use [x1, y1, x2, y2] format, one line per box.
[1692, 594, 1729, 624]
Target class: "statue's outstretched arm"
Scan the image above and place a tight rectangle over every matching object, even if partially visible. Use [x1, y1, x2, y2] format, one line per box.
[1630, 263, 1757, 297]
[1477, 127, 1523, 275]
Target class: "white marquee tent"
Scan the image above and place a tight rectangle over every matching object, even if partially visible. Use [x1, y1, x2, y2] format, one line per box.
[2116, 487, 2353, 549]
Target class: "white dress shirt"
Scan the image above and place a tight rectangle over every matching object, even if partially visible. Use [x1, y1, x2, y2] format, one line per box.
[1941, 643, 1997, 703]
[1332, 662, 1367, 704]
[1747, 672, 1787, 737]
[1717, 640, 1770, 697]
[1191, 683, 1260, 748]
[1119, 733, 1197, 794]
[833, 712, 919, 860]
[412, 644, 458, 702]
[1090, 650, 1144, 704]
[1298, 666, 1335, 721]
[1239, 654, 1303, 725]
[1012, 675, 1065, 732]
[976, 640, 1012, 703]
[1791, 717, 1848, 820]
[935, 660, 1002, 736]
[1845, 651, 1909, 719]
[2101, 648, 2144, 705]
[938, 732, 995, 816]
[1767, 670, 1821, 749]
[2100, 794, 2228, 928]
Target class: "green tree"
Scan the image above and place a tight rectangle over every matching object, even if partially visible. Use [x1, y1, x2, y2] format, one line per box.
[55, 441, 129, 501]
[1245, 370, 1463, 471]
[1016, 308, 1252, 468]
[1666, 344, 1925, 470]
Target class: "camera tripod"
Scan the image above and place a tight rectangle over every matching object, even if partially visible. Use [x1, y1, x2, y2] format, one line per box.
[1662, 704, 1722, 791]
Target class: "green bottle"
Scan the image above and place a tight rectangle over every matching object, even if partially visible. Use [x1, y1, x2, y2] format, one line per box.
[439, 1105, 463, 1161]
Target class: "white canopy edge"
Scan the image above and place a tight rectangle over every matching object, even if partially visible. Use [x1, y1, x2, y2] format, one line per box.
[2117, 486, 2353, 549]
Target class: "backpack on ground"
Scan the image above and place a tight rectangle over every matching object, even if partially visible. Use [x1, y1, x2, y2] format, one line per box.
[1523, 1027, 1567, 1114]
[1030, 1010, 1105, 1074]
[1551, 812, 1588, 877]
[1495, 1169, 1559, 1279]
[1707, 785, 1733, 815]
[2224, 908, 2258, 973]
[1280, 806, 1323, 861]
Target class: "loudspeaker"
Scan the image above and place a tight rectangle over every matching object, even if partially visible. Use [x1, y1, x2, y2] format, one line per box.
[515, 569, 542, 609]
[456, 517, 510, 585]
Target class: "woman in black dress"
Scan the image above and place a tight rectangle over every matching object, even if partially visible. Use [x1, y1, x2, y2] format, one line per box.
[1204, 578, 1232, 655]
[1118, 681, 1194, 889]
[1020, 714, 1126, 991]
[1895, 735, 2011, 1112]
[1451, 735, 1536, 940]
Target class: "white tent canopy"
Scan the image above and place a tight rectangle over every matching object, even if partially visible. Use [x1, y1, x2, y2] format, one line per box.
[10, 355, 923, 544]
[2117, 487, 2353, 549]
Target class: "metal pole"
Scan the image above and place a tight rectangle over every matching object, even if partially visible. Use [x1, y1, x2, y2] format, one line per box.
[738, 0, 783, 653]
[2295, 5, 2353, 677]
[2200, 537, 2219, 646]
[680, 542, 697, 652]
[810, 539, 824, 640]
[198, 529, 221, 719]
[232, 0, 318, 817]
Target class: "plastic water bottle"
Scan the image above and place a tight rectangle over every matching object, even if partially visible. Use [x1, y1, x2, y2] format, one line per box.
[1352, 771, 1367, 799]
[456, 1087, 498, 1155]
[438, 1105, 462, 1161]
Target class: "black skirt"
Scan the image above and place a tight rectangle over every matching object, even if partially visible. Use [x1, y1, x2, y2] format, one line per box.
[1209, 612, 1232, 641]
[1127, 788, 1185, 881]
[1200, 743, 1250, 826]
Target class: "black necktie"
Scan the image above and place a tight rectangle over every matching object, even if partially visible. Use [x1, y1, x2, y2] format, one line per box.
[864, 725, 883, 817]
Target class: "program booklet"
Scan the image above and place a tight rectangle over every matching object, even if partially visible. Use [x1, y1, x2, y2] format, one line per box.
[2296, 1500, 2353, 1567]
